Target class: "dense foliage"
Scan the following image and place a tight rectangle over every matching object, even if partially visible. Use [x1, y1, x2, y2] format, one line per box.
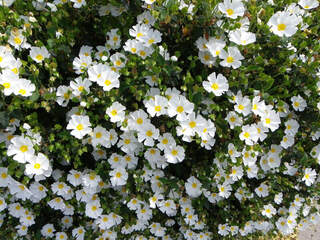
[0, 0, 320, 239]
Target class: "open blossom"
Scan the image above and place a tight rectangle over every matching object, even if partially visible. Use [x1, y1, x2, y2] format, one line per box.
[219, 47, 244, 69]
[229, 29, 256, 46]
[302, 168, 317, 186]
[267, 11, 300, 37]
[202, 72, 229, 96]
[66, 115, 92, 139]
[110, 167, 128, 186]
[106, 102, 126, 123]
[218, 0, 245, 19]
[298, 0, 319, 9]
[30, 46, 50, 63]
[25, 153, 50, 176]
[291, 95, 307, 111]
[7, 136, 35, 163]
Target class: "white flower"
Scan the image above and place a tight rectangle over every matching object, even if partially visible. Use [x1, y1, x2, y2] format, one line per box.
[25, 153, 50, 175]
[218, 0, 245, 19]
[291, 95, 307, 111]
[167, 95, 194, 120]
[202, 72, 229, 96]
[285, 119, 299, 136]
[85, 200, 103, 219]
[206, 38, 226, 57]
[261, 109, 281, 132]
[90, 126, 110, 148]
[239, 125, 259, 145]
[218, 184, 232, 198]
[0, 70, 19, 96]
[267, 11, 300, 37]
[66, 115, 92, 139]
[298, 0, 319, 9]
[229, 166, 243, 181]
[137, 123, 159, 147]
[219, 47, 244, 69]
[255, 183, 269, 197]
[106, 102, 126, 123]
[229, 29, 256, 45]
[185, 176, 202, 197]
[30, 46, 50, 63]
[145, 95, 168, 117]
[235, 96, 251, 116]
[70, 77, 92, 96]
[13, 79, 36, 97]
[225, 111, 243, 129]
[261, 204, 276, 218]
[41, 224, 55, 238]
[280, 135, 295, 149]
[7, 136, 35, 163]
[71, 0, 86, 8]
[302, 168, 317, 186]
[97, 68, 120, 91]
[110, 167, 128, 186]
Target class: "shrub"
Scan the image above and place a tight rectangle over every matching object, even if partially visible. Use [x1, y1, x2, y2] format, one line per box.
[0, 0, 320, 239]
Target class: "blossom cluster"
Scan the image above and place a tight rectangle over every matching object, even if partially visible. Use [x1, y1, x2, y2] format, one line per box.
[0, 0, 320, 239]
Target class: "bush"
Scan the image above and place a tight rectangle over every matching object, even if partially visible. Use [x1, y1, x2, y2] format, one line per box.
[0, 0, 320, 239]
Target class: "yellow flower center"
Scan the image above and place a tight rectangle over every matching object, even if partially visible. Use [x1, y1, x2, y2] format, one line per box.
[226, 9, 234, 16]
[12, 68, 18, 74]
[238, 104, 244, 110]
[192, 183, 197, 188]
[150, 149, 156, 154]
[277, 23, 286, 31]
[63, 92, 70, 99]
[154, 106, 161, 112]
[171, 149, 178, 156]
[3, 82, 10, 89]
[265, 118, 271, 124]
[137, 33, 143, 38]
[34, 163, 41, 169]
[146, 130, 153, 137]
[124, 139, 131, 144]
[148, 39, 155, 44]
[140, 51, 146, 57]
[78, 86, 84, 92]
[211, 83, 219, 90]
[162, 138, 168, 144]
[104, 79, 111, 86]
[115, 60, 121, 66]
[111, 109, 117, 116]
[76, 124, 83, 130]
[14, 37, 22, 45]
[189, 121, 196, 128]
[204, 54, 210, 61]
[116, 172, 122, 178]
[19, 89, 26, 95]
[226, 56, 234, 63]
[91, 206, 97, 211]
[36, 54, 44, 61]
[58, 183, 64, 189]
[244, 132, 250, 138]
[20, 145, 28, 152]
[176, 106, 184, 113]
[137, 118, 143, 124]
